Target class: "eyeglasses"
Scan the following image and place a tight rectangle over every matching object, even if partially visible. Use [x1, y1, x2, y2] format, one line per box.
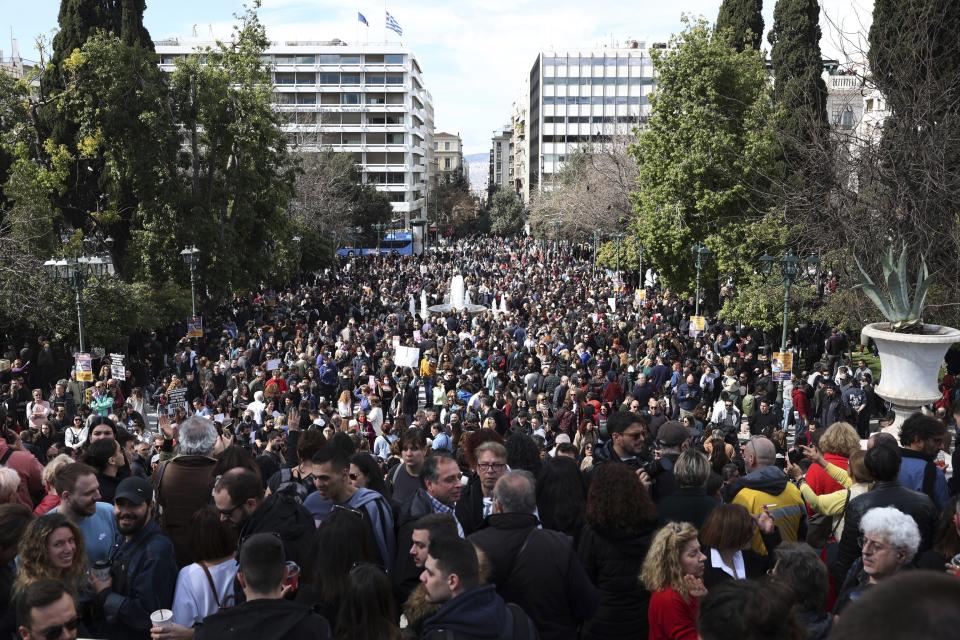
[33, 616, 79, 640]
[477, 462, 507, 472]
[859, 536, 892, 553]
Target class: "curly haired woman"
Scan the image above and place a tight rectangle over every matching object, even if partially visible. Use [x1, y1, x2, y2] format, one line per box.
[641, 521, 707, 640]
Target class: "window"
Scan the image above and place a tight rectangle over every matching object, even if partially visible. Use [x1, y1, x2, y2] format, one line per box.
[320, 93, 339, 105]
[433, 142, 438, 149]
[274, 72, 297, 85]
[296, 55, 315, 64]
[341, 74, 361, 85]
[319, 72, 340, 84]
[841, 110, 854, 128]
[444, 158, 451, 169]
[274, 55, 296, 65]
[342, 132, 362, 145]
[319, 54, 340, 64]
[342, 93, 361, 105]
[365, 172, 405, 184]
[384, 54, 405, 64]
[365, 54, 384, 63]
[384, 74, 404, 85]
[296, 93, 316, 104]
[366, 74, 386, 85]
[341, 112, 362, 125]
[273, 92, 295, 104]
[387, 191, 407, 202]
[385, 94, 404, 104]
[444, 142, 451, 151]
[340, 54, 362, 64]
[385, 133, 405, 144]
[366, 94, 386, 105]
[295, 72, 315, 84]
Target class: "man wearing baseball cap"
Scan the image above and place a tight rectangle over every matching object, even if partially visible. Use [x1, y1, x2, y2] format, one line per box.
[88, 476, 178, 640]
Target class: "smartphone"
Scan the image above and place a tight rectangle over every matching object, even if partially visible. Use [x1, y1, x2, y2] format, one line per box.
[788, 449, 802, 465]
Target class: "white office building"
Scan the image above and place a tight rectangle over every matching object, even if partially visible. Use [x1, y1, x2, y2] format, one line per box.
[527, 43, 657, 196]
[155, 38, 434, 250]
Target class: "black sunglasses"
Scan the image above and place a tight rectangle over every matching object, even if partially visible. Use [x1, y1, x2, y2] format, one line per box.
[34, 617, 79, 640]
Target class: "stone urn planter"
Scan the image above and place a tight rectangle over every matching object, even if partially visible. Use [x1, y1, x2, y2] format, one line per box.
[862, 322, 960, 434]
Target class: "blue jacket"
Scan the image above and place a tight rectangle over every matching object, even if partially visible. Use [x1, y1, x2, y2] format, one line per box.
[898, 448, 949, 512]
[421, 585, 531, 640]
[99, 522, 178, 640]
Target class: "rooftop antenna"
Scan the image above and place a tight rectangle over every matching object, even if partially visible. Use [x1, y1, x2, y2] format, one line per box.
[191, 24, 198, 37]
[208, 24, 214, 38]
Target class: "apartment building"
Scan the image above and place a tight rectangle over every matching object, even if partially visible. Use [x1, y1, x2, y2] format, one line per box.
[527, 42, 656, 195]
[488, 126, 513, 200]
[155, 38, 434, 250]
[434, 132, 464, 175]
[511, 76, 529, 203]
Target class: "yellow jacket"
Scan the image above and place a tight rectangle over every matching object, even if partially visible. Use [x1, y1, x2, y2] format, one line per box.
[731, 470, 806, 555]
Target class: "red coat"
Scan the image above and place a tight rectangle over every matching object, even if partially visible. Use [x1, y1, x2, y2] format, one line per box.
[792, 387, 811, 421]
[648, 587, 699, 640]
[806, 452, 850, 496]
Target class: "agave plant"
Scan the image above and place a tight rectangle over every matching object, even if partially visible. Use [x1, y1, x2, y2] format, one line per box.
[854, 244, 928, 332]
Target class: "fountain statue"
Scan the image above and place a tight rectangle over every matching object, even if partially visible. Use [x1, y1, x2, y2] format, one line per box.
[428, 274, 487, 314]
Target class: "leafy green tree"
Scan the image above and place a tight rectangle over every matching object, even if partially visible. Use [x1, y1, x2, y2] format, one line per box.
[719, 274, 816, 331]
[434, 168, 476, 237]
[862, 1, 960, 289]
[716, 0, 764, 51]
[488, 189, 524, 236]
[166, 3, 296, 296]
[630, 18, 783, 296]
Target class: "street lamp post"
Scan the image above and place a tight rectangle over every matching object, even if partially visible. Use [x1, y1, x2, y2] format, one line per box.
[592, 229, 600, 273]
[44, 235, 115, 356]
[637, 243, 645, 289]
[759, 249, 820, 407]
[180, 246, 201, 317]
[691, 243, 711, 317]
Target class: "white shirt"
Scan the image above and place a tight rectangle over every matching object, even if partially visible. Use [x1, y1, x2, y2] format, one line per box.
[172, 558, 239, 627]
[710, 548, 746, 580]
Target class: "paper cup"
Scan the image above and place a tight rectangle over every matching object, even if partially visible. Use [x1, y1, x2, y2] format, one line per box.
[150, 609, 174, 627]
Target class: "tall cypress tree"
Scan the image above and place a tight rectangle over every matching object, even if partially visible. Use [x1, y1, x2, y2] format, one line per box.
[716, 0, 764, 51]
[866, 1, 960, 282]
[768, 0, 829, 176]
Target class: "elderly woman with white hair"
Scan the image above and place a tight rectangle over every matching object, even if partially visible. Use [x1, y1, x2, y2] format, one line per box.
[834, 506, 921, 614]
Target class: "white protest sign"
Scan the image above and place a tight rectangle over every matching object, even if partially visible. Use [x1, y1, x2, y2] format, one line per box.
[394, 346, 420, 369]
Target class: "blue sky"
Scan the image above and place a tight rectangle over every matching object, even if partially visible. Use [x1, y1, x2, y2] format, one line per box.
[3, 0, 874, 155]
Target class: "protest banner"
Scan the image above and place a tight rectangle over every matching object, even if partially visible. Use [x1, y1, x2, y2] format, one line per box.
[187, 316, 203, 338]
[109, 353, 125, 379]
[395, 345, 420, 369]
[688, 315, 706, 337]
[265, 358, 281, 372]
[75, 353, 93, 382]
[166, 387, 188, 416]
[772, 352, 794, 381]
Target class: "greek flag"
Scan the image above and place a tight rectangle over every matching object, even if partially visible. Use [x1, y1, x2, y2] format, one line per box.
[385, 11, 403, 36]
[358, 12, 369, 26]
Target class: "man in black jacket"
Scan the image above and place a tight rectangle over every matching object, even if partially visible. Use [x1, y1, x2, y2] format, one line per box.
[419, 535, 537, 640]
[394, 452, 464, 605]
[88, 477, 178, 640]
[196, 533, 331, 640]
[213, 468, 319, 583]
[469, 471, 598, 640]
[829, 441, 937, 587]
[455, 442, 508, 536]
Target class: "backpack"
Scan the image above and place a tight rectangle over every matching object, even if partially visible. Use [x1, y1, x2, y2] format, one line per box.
[272, 467, 314, 503]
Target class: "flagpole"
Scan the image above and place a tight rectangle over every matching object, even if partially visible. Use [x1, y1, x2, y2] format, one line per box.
[384, 0, 388, 43]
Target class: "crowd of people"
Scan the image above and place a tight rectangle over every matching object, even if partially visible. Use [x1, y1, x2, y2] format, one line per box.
[1, 235, 960, 640]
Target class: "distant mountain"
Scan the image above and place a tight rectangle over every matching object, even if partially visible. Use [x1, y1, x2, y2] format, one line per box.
[464, 153, 488, 196]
